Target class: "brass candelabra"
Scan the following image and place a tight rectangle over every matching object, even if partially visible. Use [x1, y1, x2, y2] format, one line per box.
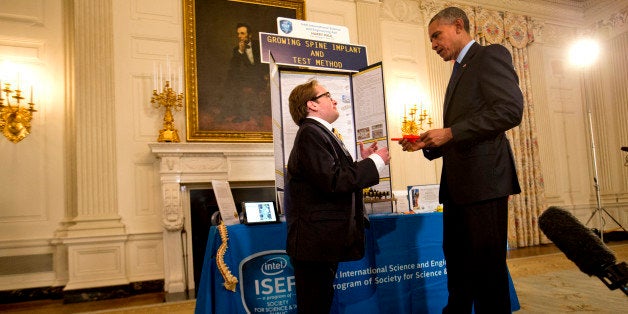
[0, 83, 37, 143]
[393, 104, 432, 142]
[401, 104, 432, 135]
[151, 81, 183, 142]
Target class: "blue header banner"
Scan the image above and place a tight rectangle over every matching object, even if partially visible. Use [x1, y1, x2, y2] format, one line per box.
[259, 32, 368, 72]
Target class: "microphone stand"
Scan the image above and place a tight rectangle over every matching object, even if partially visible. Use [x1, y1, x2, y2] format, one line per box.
[597, 261, 628, 296]
[581, 70, 627, 241]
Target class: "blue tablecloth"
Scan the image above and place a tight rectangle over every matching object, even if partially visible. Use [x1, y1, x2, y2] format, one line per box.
[195, 213, 519, 313]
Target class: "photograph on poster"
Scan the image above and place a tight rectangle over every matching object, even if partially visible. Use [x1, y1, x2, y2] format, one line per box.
[357, 126, 371, 141]
[371, 123, 384, 138]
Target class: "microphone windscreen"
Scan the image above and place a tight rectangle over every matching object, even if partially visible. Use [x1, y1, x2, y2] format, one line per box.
[538, 206, 616, 276]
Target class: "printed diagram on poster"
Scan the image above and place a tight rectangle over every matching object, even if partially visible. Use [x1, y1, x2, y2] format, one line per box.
[408, 184, 443, 213]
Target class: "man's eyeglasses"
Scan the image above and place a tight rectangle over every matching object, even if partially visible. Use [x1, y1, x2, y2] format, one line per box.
[311, 92, 332, 101]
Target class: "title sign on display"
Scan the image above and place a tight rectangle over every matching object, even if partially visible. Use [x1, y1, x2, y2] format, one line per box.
[276, 17, 350, 44]
[259, 32, 367, 72]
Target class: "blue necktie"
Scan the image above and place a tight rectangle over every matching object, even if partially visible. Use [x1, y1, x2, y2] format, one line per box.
[449, 62, 460, 85]
[446, 61, 460, 96]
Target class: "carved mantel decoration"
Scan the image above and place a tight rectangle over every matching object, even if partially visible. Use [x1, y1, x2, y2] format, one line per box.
[149, 142, 275, 295]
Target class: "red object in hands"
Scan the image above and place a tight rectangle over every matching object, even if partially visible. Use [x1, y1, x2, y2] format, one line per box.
[391, 135, 420, 142]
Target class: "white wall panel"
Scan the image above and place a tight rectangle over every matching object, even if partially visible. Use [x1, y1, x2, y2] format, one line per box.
[131, 0, 180, 24]
[65, 238, 128, 290]
[127, 235, 164, 282]
[131, 36, 181, 61]
[134, 163, 158, 217]
[0, 40, 43, 61]
[306, 0, 358, 43]
[132, 74, 163, 141]
[0, 0, 44, 25]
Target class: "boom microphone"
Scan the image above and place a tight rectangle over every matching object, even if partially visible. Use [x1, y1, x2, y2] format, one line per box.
[539, 206, 628, 296]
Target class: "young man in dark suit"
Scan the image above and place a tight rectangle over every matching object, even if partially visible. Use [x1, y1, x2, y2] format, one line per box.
[285, 80, 390, 313]
[399, 7, 524, 313]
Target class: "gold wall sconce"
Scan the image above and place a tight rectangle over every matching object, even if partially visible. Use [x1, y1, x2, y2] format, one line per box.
[0, 82, 37, 143]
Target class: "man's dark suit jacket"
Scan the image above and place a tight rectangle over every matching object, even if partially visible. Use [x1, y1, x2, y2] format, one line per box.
[424, 42, 523, 204]
[285, 119, 379, 262]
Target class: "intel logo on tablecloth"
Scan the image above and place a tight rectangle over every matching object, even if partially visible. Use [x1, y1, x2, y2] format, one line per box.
[261, 256, 288, 276]
[239, 250, 297, 313]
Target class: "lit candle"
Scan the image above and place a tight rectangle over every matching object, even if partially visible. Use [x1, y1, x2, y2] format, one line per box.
[178, 66, 183, 92]
[30, 85, 33, 103]
[158, 63, 163, 92]
[166, 55, 171, 84]
[170, 63, 174, 87]
[153, 61, 157, 91]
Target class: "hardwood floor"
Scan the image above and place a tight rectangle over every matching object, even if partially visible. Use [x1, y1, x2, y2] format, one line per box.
[1, 239, 626, 313]
[507, 242, 563, 259]
[0, 292, 169, 314]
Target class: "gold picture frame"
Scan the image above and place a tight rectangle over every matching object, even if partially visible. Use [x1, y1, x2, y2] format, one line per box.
[183, 0, 305, 142]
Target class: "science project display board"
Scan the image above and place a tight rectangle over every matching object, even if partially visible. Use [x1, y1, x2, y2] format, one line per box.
[270, 57, 393, 213]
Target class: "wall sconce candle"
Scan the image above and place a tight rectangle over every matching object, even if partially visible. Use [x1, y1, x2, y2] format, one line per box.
[0, 81, 37, 143]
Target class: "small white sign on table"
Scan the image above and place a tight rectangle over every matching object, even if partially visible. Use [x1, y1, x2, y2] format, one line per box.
[408, 184, 443, 213]
[212, 180, 240, 225]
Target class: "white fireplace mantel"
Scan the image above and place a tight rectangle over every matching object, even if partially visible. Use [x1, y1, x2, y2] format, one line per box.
[149, 142, 275, 297]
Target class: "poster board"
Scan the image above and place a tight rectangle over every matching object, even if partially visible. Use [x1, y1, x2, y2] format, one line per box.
[270, 58, 393, 214]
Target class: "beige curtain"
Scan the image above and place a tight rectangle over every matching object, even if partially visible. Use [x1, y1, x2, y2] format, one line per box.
[465, 6, 547, 248]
